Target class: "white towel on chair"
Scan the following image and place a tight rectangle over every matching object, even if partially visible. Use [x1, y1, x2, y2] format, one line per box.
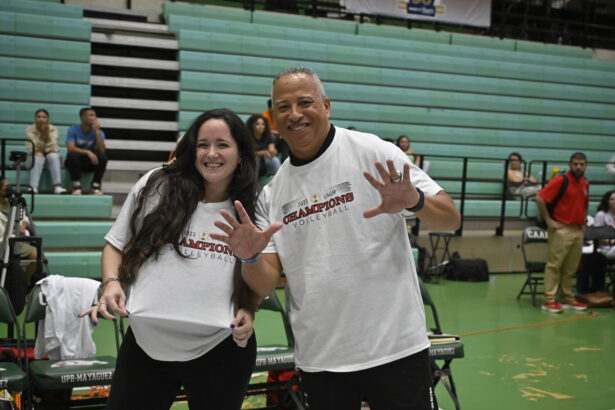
[34, 275, 99, 360]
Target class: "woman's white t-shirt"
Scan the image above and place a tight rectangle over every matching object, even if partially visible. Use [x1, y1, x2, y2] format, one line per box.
[105, 169, 236, 361]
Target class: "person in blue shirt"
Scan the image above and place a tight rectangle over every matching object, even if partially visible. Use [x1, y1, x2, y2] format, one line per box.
[65, 107, 108, 194]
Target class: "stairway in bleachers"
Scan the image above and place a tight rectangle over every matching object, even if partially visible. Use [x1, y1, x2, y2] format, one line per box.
[84, 4, 179, 206]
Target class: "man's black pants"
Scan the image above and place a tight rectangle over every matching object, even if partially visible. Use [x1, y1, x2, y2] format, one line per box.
[64, 151, 108, 185]
[300, 348, 437, 410]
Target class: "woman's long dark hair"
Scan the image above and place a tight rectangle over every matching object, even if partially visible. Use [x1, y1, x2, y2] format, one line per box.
[246, 114, 271, 141]
[597, 190, 615, 213]
[118, 108, 260, 313]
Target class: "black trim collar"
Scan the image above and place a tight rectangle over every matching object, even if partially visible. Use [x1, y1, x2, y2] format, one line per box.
[289, 124, 335, 166]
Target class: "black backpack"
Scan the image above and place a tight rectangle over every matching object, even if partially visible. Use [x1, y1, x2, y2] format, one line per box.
[445, 252, 489, 282]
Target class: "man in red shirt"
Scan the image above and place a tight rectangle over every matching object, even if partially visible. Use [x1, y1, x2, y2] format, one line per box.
[536, 152, 589, 313]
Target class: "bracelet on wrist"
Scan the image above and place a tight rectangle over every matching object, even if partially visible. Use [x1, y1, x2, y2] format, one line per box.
[405, 188, 425, 213]
[238, 253, 262, 264]
[101, 277, 120, 289]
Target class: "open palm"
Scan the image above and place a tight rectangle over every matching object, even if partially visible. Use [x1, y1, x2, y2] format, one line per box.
[211, 200, 283, 260]
[363, 160, 420, 218]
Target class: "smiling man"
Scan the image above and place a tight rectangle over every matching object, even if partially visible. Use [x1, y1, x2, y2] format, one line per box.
[213, 67, 460, 410]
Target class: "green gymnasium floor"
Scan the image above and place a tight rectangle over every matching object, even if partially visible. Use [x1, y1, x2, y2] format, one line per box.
[92, 274, 614, 410]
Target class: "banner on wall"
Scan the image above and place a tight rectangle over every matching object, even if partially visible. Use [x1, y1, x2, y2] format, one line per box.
[344, 0, 491, 28]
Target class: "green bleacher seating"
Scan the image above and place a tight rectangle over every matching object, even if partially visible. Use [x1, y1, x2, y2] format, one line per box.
[163, 2, 251, 23]
[0, 35, 90, 62]
[439, 180, 505, 196]
[35, 221, 112, 248]
[178, 51, 615, 104]
[357, 25, 592, 59]
[0, 12, 91, 41]
[347, 122, 612, 151]
[412, 143, 613, 164]
[0, 0, 82, 19]
[515, 40, 593, 59]
[166, 5, 615, 229]
[177, 29, 614, 88]
[180, 70, 614, 120]
[455, 199, 524, 217]
[0, 123, 69, 142]
[0, 79, 90, 105]
[426, 159, 608, 181]
[252, 10, 357, 34]
[45, 251, 102, 279]
[27, 195, 113, 219]
[450, 33, 517, 51]
[0, 101, 82, 126]
[0, 57, 90, 84]
[356, 23, 452, 44]
[179, 90, 615, 137]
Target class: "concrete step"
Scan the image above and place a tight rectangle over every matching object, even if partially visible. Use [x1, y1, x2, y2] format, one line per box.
[105, 139, 176, 151]
[90, 54, 179, 71]
[98, 117, 178, 131]
[86, 17, 171, 35]
[90, 75, 180, 91]
[90, 32, 178, 49]
[91, 96, 179, 111]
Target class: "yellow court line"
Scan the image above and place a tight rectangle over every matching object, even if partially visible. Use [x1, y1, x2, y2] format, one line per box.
[459, 311, 598, 337]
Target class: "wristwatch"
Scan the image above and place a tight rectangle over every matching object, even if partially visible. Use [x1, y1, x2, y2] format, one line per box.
[405, 188, 425, 212]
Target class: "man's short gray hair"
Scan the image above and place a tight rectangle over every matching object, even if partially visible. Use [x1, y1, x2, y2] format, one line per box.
[271, 67, 326, 101]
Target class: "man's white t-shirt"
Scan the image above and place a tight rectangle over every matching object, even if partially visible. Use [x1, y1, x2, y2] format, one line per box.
[256, 126, 443, 372]
[105, 169, 236, 361]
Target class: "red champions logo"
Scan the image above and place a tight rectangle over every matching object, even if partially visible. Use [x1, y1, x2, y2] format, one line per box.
[281, 181, 355, 226]
[180, 238, 234, 256]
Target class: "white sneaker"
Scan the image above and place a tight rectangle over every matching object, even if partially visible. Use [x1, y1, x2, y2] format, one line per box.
[54, 185, 67, 195]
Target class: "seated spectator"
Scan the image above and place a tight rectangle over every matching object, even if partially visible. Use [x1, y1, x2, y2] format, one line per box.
[594, 190, 615, 260]
[246, 114, 281, 177]
[261, 99, 278, 136]
[506, 152, 540, 199]
[24, 109, 67, 194]
[396, 135, 430, 173]
[0, 178, 37, 279]
[65, 108, 108, 195]
[575, 212, 614, 307]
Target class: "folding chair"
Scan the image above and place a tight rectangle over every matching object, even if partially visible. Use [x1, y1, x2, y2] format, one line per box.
[517, 226, 549, 306]
[0, 286, 28, 408]
[419, 279, 464, 410]
[22, 283, 120, 409]
[245, 290, 304, 409]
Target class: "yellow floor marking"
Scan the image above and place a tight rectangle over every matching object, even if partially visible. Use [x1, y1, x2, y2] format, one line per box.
[520, 386, 573, 400]
[573, 347, 602, 352]
[513, 368, 547, 379]
[479, 371, 495, 376]
[460, 311, 598, 337]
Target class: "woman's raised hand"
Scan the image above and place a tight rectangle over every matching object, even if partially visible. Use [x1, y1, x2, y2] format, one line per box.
[211, 200, 283, 260]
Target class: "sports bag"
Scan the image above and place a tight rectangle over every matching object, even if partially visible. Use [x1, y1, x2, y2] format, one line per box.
[445, 252, 489, 282]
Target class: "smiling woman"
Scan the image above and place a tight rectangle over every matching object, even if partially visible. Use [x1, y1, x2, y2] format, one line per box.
[80, 108, 261, 409]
